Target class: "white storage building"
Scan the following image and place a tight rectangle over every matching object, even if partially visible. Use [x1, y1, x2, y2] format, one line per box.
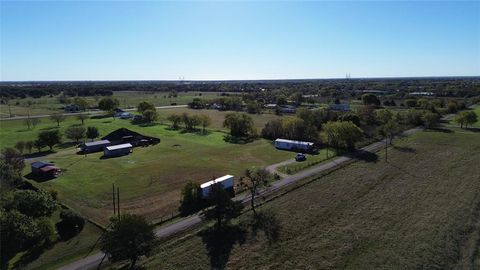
[104, 143, 133, 157]
[200, 175, 235, 198]
[275, 139, 315, 151]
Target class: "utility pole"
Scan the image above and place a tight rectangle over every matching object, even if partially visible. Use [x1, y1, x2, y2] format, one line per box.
[117, 186, 120, 219]
[385, 137, 388, 162]
[112, 183, 116, 215]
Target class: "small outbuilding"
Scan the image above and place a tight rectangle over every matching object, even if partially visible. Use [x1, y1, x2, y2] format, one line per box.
[104, 143, 133, 157]
[275, 138, 316, 153]
[200, 175, 235, 198]
[102, 128, 160, 147]
[80, 140, 111, 153]
[31, 161, 61, 178]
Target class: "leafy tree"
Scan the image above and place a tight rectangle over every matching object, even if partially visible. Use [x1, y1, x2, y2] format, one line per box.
[0, 161, 23, 188]
[142, 109, 158, 124]
[73, 97, 89, 111]
[406, 109, 424, 126]
[261, 119, 284, 140]
[422, 112, 440, 129]
[167, 113, 182, 129]
[455, 111, 478, 129]
[65, 126, 86, 142]
[23, 118, 32, 130]
[203, 183, 244, 229]
[361, 94, 380, 106]
[137, 101, 155, 114]
[36, 217, 57, 245]
[77, 113, 89, 125]
[405, 99, 418, 108]
[0, 210, 40, 263]
[100, 214, 156, 269]
[9, 189, 57, 218]
[33, 139, 46, 152]
[322, 121, 363, 150]
[199, 114, 212, 133]
[240, 168, 271, 218]
[86, 126, 100, 141]
[14, 141, 25, 154]
[416, 98, 430, 109]
[179, 181, 202, 215]
[246, 101, 262, 114]
[58, 209, 85, 237]
[282, 117, 318, 142]
[1, 147, 25, 173]
[357, 105, 376, 124]
[98, 97, 119, 111]
[50, 112, 66, 127]
[339, 113, 361, 126]
[31, 118, 41, 129]
[380, 119, 399, 145]
[24, 141, 34, 154]
[223, 113, 256, 138]
[374, 109, 393, 124]
[38, 130, 62, 150]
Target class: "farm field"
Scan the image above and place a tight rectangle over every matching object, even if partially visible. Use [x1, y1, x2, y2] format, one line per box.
[138, 117, 480, 269]
[5, 109, 293, 226]
[0, 91, 223, 118]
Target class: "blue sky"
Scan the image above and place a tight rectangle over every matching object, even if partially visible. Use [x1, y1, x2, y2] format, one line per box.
[1, 1, 479, 81]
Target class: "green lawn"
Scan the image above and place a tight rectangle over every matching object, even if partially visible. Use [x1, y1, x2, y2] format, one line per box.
[2, 109, 292, 226]
[137, 118, 480, 269]
[277, 148, 336, 174]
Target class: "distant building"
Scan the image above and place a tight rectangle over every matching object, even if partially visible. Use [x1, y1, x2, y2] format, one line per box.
[409, 92, 435, 96]
[329, 104, 351, 111]
[279, 105, 297, 114]
[64, 104, 80, 113]
[114, 108, 126, 117]
[80, 140, 111, 153]
[31, 161, 61, 178]
[119, 112, 133, 119]
[104, 143, 133, 157]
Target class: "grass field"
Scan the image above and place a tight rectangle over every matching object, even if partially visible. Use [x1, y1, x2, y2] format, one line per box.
[0, 91, 223, 118]
[1, 108, 292, 226]
[277, 148, 336, 174]
[137, 115, 480, 269]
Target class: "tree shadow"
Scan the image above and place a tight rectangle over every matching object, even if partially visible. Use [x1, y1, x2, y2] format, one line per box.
[40, 126, 59, 131]
[466, 127, 480, 133]
[56, 142, 79, 149]
[24, 150, 54, 159]
[393, 146, 416, 153]
[248, 211, 281, 244]
[199, 224, 247, 270]
[11, 241, 54, 270]
[428, 127, 453, 133]
[346, 150, 379, 163]
[91, 115, 111, 119]
[223, 135, 255, 144]
[23, 172, 56, 183]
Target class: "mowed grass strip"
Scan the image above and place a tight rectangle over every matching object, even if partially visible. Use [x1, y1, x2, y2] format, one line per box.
[140, 125, 480, 269]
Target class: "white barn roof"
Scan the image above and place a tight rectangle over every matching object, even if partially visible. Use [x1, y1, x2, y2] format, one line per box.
[84, 140, 110, 147]
[105, 143, 132, 151]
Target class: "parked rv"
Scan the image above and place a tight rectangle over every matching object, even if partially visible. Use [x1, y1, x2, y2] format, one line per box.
[104, 143, 133, 157]
[275, 138, 317, 153]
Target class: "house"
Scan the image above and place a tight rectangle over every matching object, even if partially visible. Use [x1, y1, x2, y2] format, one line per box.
[31, 161, 61, 178]
[114, 108, 126, 117]
[274, 138, 316, 153]
[279, 105, 297, 114]
[102, 128, 160, 147]
[104, 143, 133, 157]
[329, 104, 351, 112]
[200, 175, 235, 198]
[64, 104, 80, 113]
[119, 112, 133, 119]
[80, 140, 111, 153]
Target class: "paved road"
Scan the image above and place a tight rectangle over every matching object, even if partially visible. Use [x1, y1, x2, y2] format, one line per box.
[0, 105, 188, 121]
[59, 126, 423, 270]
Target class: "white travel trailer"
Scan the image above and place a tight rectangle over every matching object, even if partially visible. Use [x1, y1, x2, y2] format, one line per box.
[200, 175, 235, 198]
[275, 138, 316, 152]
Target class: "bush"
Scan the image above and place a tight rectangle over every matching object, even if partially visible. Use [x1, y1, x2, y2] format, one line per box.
[58, 209, 85, 238]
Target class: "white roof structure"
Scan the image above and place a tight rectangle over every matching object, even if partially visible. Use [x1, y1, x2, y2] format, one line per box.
[200, 175, 234, 189]
[105, 143, 132, 151]
[275, 139, 314, 146]
[84, 140, 110, 147]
